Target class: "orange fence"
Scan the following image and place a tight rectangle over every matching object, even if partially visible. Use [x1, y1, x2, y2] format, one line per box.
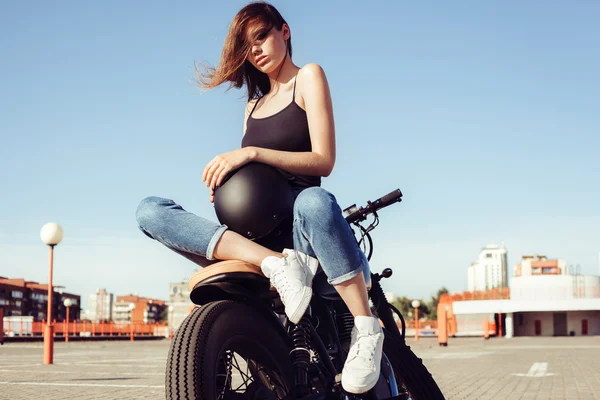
[440, 287, 510, 303]
[403, 320, 438, 330]
[3, 319, 168, 339]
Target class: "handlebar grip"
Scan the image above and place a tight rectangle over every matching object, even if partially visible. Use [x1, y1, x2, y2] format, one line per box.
[344, 189, 403, 224]
[372, 189, 403, 210]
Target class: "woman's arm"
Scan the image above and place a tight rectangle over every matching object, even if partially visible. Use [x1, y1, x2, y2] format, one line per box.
[204, 64, 336, 192]
[248, 64, 336, 177]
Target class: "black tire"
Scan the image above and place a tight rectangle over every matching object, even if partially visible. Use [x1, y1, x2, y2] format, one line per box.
[166, 300, 295, 399]
[383, 330, 446, 399]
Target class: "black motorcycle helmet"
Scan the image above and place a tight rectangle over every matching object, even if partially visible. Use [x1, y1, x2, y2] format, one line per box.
[213, 162, 294, 249]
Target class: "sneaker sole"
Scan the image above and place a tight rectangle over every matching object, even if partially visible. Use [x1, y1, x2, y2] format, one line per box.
[341, 374, 379, 395]
[288, 286, 312, 324]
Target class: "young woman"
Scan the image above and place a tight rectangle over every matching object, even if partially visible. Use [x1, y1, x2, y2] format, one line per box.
[136, 2, 383, 394]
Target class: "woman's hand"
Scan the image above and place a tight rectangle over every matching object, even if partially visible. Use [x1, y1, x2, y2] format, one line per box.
[203, 148, 255, 202]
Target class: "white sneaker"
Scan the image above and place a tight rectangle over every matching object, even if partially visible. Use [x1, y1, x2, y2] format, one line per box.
[260, 249, 319, 324]
[341, 315, 384, 394]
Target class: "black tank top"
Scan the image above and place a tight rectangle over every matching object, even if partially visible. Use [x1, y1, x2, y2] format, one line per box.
[241, 75, 321, 189]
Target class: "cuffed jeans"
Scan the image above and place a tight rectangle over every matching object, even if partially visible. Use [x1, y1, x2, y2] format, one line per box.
[136, 186, 370, 285]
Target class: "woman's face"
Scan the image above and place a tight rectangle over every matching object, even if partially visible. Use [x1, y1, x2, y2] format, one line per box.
[246, 24, 290, 74]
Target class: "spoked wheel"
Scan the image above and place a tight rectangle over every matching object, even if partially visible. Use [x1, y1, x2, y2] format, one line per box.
[215, 350, 289, 399]
[383, 329, 446, 400]
[166, 300, 294, 400]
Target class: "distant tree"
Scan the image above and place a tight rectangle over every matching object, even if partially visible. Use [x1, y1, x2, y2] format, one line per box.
[427, 287, 450, 320]
[159, 307, 169, 322]
[419, 302, 431, 318]
[391, 296, 431, 320]
[391, 296, 413, 318]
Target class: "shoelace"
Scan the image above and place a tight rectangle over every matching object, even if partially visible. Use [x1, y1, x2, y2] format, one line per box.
[270, 257, 295, 302]
[347, 330, 381, 368]
[270, 268, 292, 295]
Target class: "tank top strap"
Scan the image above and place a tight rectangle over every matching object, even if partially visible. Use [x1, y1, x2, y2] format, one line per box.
[249, 96, 262, 117]
[292, 74, 298, 100]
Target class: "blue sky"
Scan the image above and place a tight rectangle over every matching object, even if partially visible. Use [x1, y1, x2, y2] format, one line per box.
[1, 1, 599, 310]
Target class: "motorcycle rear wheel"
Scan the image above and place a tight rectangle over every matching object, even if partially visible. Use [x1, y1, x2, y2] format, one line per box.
[166, 300, 295, 399]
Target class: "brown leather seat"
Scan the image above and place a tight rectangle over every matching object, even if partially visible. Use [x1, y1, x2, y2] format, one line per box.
[187, 259, 369, 299]
[188, 260, 264, 291]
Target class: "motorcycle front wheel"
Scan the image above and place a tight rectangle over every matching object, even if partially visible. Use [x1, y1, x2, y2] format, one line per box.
[383, 329, 446, 399]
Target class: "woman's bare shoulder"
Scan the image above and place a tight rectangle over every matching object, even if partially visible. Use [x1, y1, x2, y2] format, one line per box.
[298, 63, 327, 81]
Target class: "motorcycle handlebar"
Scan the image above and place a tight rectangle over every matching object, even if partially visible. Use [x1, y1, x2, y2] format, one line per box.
[344, 188, 403, 224]
[371, 189, 403, 212]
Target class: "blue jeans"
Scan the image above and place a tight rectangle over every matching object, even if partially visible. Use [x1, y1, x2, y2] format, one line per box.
[136, 186, 370, 285]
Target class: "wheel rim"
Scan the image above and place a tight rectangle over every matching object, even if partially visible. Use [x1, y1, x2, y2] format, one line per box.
[215, 347, 290, 400]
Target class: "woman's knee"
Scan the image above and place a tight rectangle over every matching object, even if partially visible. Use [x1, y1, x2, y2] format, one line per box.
[294, 187, 338, 220]
[135, 196, 172, 228]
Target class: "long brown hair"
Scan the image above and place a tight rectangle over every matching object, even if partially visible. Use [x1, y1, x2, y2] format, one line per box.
[196, 2, 292, 102]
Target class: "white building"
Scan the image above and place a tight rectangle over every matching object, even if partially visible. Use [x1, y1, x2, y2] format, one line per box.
[168, 282, 194, 334]
[453, 256, 600, 337]
[467, 243, 508, 291]
[87, 288, 113, 322]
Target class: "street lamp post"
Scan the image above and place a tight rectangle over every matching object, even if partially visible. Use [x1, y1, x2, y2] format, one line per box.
[40, 222, 64, 365]
[63, 298, 72, 342]
[412, 299, 421, 341]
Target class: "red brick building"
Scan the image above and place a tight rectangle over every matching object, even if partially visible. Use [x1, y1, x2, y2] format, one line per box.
[0, 277, 80, 321]
[113, 294, 166, 324]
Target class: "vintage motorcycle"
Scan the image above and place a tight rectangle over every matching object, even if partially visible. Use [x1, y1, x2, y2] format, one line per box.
[166, 188, 445, 399]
